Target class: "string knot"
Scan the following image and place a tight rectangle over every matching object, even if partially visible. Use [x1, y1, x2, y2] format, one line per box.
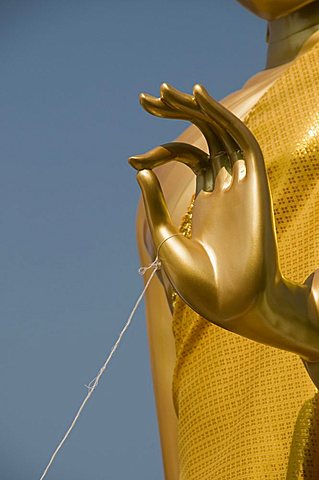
[138, 233, 184, 276]
[38, 233, 183, 479]
[138, 257, 161, 275]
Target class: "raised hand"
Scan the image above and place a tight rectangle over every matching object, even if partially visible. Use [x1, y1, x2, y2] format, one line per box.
[130, 84, 319, 363]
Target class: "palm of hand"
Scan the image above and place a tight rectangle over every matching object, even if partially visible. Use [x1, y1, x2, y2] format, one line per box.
[130, 84, 281, 328]
[192, 171, 276, 322]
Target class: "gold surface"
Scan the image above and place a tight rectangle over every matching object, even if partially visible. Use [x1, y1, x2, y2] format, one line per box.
[172, 40, 319, 479]
[130, 80, 319, 362]
[287, 392, 319, 478]
[133, 31, 319, 480]
[237, 0, 315, 20]
[266, 1, 319, 67]
[131, 34, 319, 480]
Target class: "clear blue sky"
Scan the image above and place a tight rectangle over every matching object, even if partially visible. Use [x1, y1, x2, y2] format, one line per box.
[1, 1, 266, 478]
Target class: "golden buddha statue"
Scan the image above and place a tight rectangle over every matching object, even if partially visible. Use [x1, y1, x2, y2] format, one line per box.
[130, 1, 319, 478]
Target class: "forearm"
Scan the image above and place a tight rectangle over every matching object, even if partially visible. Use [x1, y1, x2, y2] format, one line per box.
[225, 275, 319, 362]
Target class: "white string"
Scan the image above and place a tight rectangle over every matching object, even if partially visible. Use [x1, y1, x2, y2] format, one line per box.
[138, 257, 161, 276]
[39, 257, 161, 480]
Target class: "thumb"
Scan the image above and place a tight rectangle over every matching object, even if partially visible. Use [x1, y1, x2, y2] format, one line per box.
[136, 170, 214, 309]
[136, 169, 178, 249]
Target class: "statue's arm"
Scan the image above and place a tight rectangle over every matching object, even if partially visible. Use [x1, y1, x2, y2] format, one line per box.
[136, 199, 179, 480]
[131, 83, 319, 369]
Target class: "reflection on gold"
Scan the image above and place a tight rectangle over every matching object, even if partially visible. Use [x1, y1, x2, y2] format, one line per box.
[132, 41, 319, 479]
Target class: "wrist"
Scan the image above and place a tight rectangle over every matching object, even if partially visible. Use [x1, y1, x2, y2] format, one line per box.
[228, 274, 319, 362]
[263, 273, 319, 361]
[296, 269, 319, 388]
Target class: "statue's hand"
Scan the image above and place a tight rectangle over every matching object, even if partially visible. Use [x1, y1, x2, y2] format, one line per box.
[130, 84, 319, 362]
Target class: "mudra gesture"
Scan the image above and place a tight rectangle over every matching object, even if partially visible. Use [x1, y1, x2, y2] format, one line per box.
[130, 83, 319, 362]
[131, 1, 319, 478]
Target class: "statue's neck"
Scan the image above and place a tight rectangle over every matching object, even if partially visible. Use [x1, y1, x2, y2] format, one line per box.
[266, 0, 319, 69]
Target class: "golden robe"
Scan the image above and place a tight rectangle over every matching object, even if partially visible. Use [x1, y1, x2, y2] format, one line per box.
[172, 39, 319, 479]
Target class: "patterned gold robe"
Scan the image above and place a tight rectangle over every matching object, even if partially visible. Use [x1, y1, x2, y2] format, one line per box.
[172, 39, 319, 479]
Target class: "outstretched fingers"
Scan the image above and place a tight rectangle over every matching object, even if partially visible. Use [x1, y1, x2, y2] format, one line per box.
[160, 83, 227, 159]
[160, 82, 196, 111]
[139, 84, 240, 189]
[193, 85, 267, 185]
[139, 90, 224, 161]
[139, 93, 180, 120]
[141, 84, 227, 163]
[134, 84, 270, 200]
